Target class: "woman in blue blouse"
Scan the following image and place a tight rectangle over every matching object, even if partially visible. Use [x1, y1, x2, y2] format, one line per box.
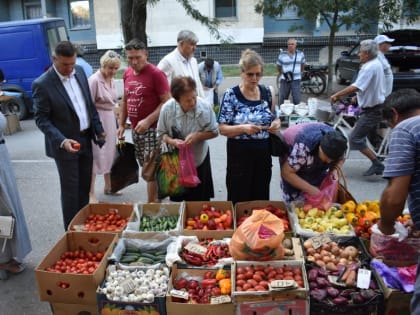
[217, 49, 281, 204]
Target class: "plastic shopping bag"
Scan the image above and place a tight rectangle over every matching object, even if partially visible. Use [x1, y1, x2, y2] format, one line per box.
[304, 172, 338, 210]
[156, 149, 185, 199]
[178, 144, 201, 188]
[229, 209, 285, 261]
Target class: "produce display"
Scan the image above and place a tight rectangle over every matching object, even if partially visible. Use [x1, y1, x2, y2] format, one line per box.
[98, 266, 170, 303]
[293, 204, 353, 235]
[119, 247, 167, 266]
[180, 238, 231, 266]
[185, 203, 233, 230]
[171, 268, 232, 304]
[236, 204, 291, 232]
[233, 263, 305, 292]
[308, 266, 381, 306]
[77, 208, 129, 232]
[343, 200, 380, 239]
[45, 249, 105, 275]
[139, 214, 179, 231]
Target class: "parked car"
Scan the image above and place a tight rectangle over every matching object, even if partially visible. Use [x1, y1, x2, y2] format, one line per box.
[0, 18, 69, 119]
[335, 29, 420, 92]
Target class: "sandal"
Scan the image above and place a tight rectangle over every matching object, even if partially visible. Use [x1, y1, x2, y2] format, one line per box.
[104, 189, 123, 196]
[0, 260, 26, 276]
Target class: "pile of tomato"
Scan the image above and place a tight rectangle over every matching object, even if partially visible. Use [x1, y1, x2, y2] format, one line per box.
[45, 249, 105, 274]
[81, 209, 128, 232]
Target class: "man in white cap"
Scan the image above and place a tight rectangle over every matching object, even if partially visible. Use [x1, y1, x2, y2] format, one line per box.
[374, 34, 395, 97]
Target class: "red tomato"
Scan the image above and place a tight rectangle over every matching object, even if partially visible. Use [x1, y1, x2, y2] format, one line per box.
[72, 142, 81, 150]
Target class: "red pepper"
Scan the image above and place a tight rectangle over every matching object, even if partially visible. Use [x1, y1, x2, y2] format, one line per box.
[181, 251, 203, 266]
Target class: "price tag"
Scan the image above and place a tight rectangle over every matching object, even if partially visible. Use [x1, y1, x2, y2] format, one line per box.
[121, 279, 136, 294]
[310, 234, 332, 250]
[185, 242, 207, 256]
[72, 224, 85, 231]
[170, 289, 189, 300]
[269, 279, 297, 291]
[210, 295, 231, 304]
[356, 268, 371, 289]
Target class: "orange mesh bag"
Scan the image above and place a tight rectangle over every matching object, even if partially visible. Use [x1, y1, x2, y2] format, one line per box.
[229, 209, 285, 261]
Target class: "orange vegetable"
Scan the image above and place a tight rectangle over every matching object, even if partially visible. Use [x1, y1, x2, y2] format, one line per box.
[342, 200, 356, 213]
[219, 278, 231, 294]
[216, 268, 229, 280]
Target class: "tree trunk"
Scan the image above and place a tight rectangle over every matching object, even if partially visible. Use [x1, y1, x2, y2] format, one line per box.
[120, 0, 148, 45]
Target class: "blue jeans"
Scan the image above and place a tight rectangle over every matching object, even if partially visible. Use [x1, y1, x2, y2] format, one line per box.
[279, 79, 301, 105]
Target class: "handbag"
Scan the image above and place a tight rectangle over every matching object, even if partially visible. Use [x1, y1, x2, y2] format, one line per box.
[110, 140, 139, 193]
[141, 147, 160, 182]
[333, 166, 357, 204]
[0, 216, 15, 252]
[270, 131, 289, 157]
[156, 148, 186, 199]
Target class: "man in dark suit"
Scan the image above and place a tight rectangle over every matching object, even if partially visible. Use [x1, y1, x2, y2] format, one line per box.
[32, 41, 106, 229]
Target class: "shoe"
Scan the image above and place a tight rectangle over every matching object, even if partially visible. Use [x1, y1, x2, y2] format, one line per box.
[363, 163, 385, 176]
[0, 260, 25, 279]
[104, 189, 123, 196]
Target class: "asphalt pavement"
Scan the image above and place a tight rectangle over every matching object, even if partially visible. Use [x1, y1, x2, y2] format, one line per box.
[0, 76, 387, 315]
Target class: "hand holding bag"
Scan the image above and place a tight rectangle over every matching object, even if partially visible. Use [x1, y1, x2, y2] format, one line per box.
[110, 140, 139, 193]
[303, 172, 338, 210]
[0, 216, 15, 252]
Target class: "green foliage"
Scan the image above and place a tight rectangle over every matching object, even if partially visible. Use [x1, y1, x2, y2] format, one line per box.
[222, 64, 278, 77]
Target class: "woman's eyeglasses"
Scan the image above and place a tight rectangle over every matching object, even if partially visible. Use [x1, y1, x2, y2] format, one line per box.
[108, 51, 120, 59]
[245, 72, 262, 78]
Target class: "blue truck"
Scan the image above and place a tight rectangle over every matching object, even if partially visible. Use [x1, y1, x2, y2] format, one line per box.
[0, 18, 69, 119]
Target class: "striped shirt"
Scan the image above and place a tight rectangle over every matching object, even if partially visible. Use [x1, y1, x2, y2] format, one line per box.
[383, 116, 420, 229]
[276, 50, 305, 81]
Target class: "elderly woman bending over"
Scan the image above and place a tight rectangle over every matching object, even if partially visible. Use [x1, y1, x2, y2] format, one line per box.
[157, 76, 219, 201]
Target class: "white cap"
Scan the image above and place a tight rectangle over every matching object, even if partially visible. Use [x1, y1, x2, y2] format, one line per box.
[374, 34, 395, 44]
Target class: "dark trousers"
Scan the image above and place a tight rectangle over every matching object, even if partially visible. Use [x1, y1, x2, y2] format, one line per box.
[54, 136, 93, 230]
[226, 138, 272, 205]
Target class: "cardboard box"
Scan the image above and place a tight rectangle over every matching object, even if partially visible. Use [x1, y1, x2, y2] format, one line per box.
[123, 202, 184, 238]
[166, 264, 235, 315]
[68, 203, 134, 234]
[50, 302, 99, 315]
[182, 201, 235, 238]
[235, 200, 293, 237]
[232, 260, 309, 303]
[97, 280, 166, 315]
[3, 113, 21, 135]
[236, 298, 309, 315]
[384, 290, 412, 315]
[35, 232, 118, 304]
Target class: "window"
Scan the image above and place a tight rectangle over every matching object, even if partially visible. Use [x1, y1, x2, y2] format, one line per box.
[215, 0, 237, 18]
[69, 0, 91, 29]
[276, 6, 298, 20]
[24, 1, 42, 19]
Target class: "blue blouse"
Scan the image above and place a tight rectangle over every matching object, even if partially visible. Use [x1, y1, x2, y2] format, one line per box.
[217, 85, 277, 140]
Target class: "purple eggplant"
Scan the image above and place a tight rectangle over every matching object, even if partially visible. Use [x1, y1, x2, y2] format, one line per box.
[326, 286, 340, 298]
[317, 268, 329, 278]
[351, 292, 366, 304]
[316, 277, 330, 288]
[308, 268, 318, 281]
[332, 296, 349, 305]
[360, 289, 376, 301]
[340, 288, 356, 298]
[310, 288, 327, 302]
[309, 281, 318, 290]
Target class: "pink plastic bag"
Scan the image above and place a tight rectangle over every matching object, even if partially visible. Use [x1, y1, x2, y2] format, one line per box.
[178, 143, 201, 187]
[303, 172, 338, 210]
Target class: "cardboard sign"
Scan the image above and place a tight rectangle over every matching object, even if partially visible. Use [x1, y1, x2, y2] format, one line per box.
[310, 234, 332, 250]
[185, 242, 207, 256]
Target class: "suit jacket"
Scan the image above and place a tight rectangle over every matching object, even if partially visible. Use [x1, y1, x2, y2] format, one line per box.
[157, 48, 205, 98]
[32, 65, 104, 160]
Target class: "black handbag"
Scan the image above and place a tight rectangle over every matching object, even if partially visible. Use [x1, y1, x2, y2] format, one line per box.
[110, 141, 139, 193]
[270, 131, 289, 157]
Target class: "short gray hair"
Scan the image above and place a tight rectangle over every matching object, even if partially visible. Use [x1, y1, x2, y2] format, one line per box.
[177, 30, 198, 44]
[360, 39, 378, 58]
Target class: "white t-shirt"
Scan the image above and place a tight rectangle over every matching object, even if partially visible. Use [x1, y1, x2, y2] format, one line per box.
[276, 50, 306, 80]
[377, 52, 393, 97]
[352, 57, 385, 108]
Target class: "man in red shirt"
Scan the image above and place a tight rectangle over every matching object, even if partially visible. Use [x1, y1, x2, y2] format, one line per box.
[118, 39, 171, 202]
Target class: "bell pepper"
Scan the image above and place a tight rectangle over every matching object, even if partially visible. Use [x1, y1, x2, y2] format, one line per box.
[219, 278, 231, 295]
[342, 200, 356, 213]
[200, 213, 209, 224]
[215, 268, 228, 280]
